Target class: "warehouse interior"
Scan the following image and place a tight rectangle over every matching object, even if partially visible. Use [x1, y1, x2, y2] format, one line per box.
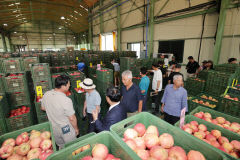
[0, 0, 240, 159]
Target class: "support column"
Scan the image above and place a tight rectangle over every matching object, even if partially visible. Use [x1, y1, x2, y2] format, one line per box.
[148, 0, 155, 58]
[7, 33, 14, 52]
[213, 0, 230, 65]
[117, 0, 121, 52]
[65, 27, 68, 48]
[88, 9, 93, 50]
[51, 22, 56, 50]
[100, 0, 104, 33]
[38, 21, 43, 50]
[1, 32, 7, 52]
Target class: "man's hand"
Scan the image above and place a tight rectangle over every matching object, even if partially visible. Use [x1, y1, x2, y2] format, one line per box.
[155, 89, 158, 93]
[75, 128, 79, 136]
[83, 109, 86, 117]
[92, 109, 98, 121]
[161, 105, 164, 113]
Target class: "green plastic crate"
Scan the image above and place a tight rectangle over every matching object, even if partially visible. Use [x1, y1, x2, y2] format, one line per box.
[51, 72, 67, 88]
[67, 71, 86, 89]
[110, 112, 227, 160]
[6, 91, 30, 107]
[96, 68, 113, 83]
[34, 100, 48, 124]
[195, 93, 220, 103]
[3, 72, 28, 92]
[0, 118, 7, 136]
[175, 115, 240, 160]
[5, 105, 33, 132]
[2, 58, 23, 73]
[188, 97, 218, 112]
[33, 79, 53, 94]
[218, 93, 240, 117]
[0, 122, 57, 152]
[0, 93, 10, 119]
[47, 131, 140, 160]
[64, 132, 96, 148]
[31, 63, 51, 82]
[0, 73, 5, 93]
[21, 57, 39, 71]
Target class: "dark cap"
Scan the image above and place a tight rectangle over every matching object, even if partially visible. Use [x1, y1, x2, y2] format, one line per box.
[188, 56, 193, 60]
[175, 64, 181, 68]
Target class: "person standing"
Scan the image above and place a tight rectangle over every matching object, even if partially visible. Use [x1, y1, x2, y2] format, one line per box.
[161, 75, 188, 125]
[80, 78, 101, 133]
[121, 70, 143, 117]
[41, 75, 79, 149]
[148, 63, 162, 114]
[200, 60, 208, 71]
[206, 60, 214, 70]
[228, 58, 237, 64]
[111, 59, 120, 87]
[168, 64, 184, 84]
[139, 67, 150, 111]
[169, 56, 177, 66]
[186, 56, 200, 78]
[92, 87, 127, 132]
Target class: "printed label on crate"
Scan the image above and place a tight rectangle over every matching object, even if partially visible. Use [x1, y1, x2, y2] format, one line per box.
[76, 57, 79, 60]
[36, 86, 43, 97]
[180, 107, 186, 129]
[100, 61, 103, 65]
[77, 80, 81, 88]
[39, 72, 44, 76]
[13, 83, 19, 87]
[10, 65, 16, 69]
[90, 63, 92, 67]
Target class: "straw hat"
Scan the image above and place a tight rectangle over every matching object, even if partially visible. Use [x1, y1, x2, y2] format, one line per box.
[80, 78, 96, 89]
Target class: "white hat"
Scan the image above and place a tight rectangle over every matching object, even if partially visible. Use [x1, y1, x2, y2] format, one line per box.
[80, 78, 96, 89]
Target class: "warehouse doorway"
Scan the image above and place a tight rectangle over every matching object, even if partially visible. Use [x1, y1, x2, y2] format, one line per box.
[158, 40, 184, 63]
[128, 42, 141, 58]
[101, 33, 113, 51]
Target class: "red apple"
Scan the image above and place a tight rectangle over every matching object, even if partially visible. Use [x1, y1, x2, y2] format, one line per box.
[145, 125, 159, 136]
[183, 127, 193, 134]
[27, 148, 41, 159]
[133, 137, 146, 150]
[194, 113, 203, 119]
[198, 124, 207, 132]
[202, 139, 211, 145]
[149, 146, 168, 160]
[206, 134, 216, 142]
[133, 123, 146, 137]
[0, 145, 14, 159]
[125, 139, 137, 151]
[230, 140, 240, 150]
[39, 149, 53, 160]
[30, 131, 41, 140]
[144, 134, 159, 149]
[124, 128, 138, 140]
[159, 133, 174, 149]
[135, 149, 150, 160]
[204, 113, 212, 119]
[30, 137, 42, 149]
[218, 146, 228, 153]
[218, 136, 229, 145]
[210, 141, 220, 148]
[211, 130, 221, 138]
[2, 138, 15, 147]
[194, 132, 204, 140]
[21, 132, 29, 143]
[6, 154, 23, 160]
[187, 150, 206, 160]
[40, 139, 52, 151]
[222, 142, 234, 153]
[40, 131, 51, 140]
[216, 117, 226, 124]
[211, 119, 218, 125]
[190, 124, 198, 133]
[16, 135, 24, 146]
[17, 143, 30, 156]
[168, 146, 187, 160]
[92, 144, 108, 159]
[190, 121, 198, 126]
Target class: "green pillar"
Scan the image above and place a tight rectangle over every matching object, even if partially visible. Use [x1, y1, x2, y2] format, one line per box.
[1, 32, 7, 52]
[148, 0, 155, 58]
[38, 21, 43, 50]
[7, 33, 14, 52]
[88, 10, 93, 50]
[117, 0, 121, 51]
[100, 0, 104, 33]
[213, 0, 230, 65]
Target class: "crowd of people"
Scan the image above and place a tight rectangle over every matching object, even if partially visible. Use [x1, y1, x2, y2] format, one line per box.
[40, 55, 238, 148]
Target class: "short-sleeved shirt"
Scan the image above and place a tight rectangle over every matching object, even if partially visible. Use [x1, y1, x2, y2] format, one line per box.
[112, 62, 120, 71]
[86, 90, 101, 114]
[139, 76, 150, 96]
[41, 90, 75, 127]
[152, 69, 162, 91]
[186, 61, 200, 74]
[121, 83, 143, 112]
[169, 60, 177, 66]
[161, 84, 188, 117]
[168, 72, 184, 84]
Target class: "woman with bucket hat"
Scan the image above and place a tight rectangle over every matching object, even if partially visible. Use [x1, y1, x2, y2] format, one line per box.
[80, 78, 101, 133]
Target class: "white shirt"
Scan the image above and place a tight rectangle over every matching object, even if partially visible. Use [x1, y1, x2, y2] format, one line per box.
[152, 69, 162, 91]
[109, 102, 120, 111]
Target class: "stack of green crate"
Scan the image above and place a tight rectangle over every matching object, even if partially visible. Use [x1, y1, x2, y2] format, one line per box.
[68, 65, 78, 71]
[205, 71, 232, 96]
[185, 77, 206, 96]
[188, 95, 218, 112]
[3, 72, 33, 131]
[2, 58, 23, 73]
[87, 65, 97, 79]
[51, 72, 66, 87]
[74, 51, 84, 64]
[0, 94, 9, 135]
[59, 52, 69, 66]
[120, 57, 137, 74]
[31, 63, 52, 123]
[197, 70, 209, 81]
[39, 53, 51, 64]
[50, 52, 60, 66]
[67, 71, 86, 89]
[68, 52, 76, 65]
[215, 64, 239, 74]
[21, 57, 39, 71]
[218, 93, 240, 117]
[0, 73, 5, 93]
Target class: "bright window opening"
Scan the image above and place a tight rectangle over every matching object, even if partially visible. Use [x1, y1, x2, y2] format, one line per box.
[101, 33, 113, 51]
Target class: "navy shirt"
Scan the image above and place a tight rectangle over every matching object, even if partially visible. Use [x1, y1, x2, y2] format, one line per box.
[121, 83, 143, 112]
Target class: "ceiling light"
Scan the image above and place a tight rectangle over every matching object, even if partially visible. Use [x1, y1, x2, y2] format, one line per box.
[70, 15, 73, 17]
[74, 10, 78, 14]
[22, 18, 26, 19]
[59, 27, 62, 30]
[61, 16, 65, 20]
[24, 21, 27, 23]
[15, 2, 20, 5]
[79, 13, 82, 16]
[14, 32, 17, 33]
[3, 24, 8, 26]
[8, 4, 14, 6]
[73, 37, 76, 39]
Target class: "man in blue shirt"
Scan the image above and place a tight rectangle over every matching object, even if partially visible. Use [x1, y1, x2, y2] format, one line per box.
[121, 70, 143, 117]
[139, 67, 150, 111]
[161, 75, 188, 125]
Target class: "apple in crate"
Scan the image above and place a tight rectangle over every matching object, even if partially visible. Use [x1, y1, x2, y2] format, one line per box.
[5, 154, 23, 160]
[40, 139, 52, 151]
[187, 150, 206, 160]
[2, 138, 15, 147]
[0, 145, 14, 159]
[92, 144, 109, 159]
[30, 137, 42, 148]
[149, 146, 168, 160]
[27, 148, 41, 159]
[39, 149, 54, 160]
[168, 146, 187, 160]
[40, 131, 51, 140]
[17, 143, 30, 156]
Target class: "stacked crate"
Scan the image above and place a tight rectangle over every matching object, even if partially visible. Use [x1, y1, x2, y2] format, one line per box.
[68, 52, 76, 65]
[39, 53, 51, 64]
[3, 72, 33, 131]
[1, 58, 23, 73]
[67, 71, 86, 89]
[31, 63, 52, 124]
[0, 94, 9, 135]
[59, 52, 69, 66]
[0, 73, 5, 93]
[185, 78, 206, 96]
[21, 57, 39, 72]
[96, 68, 114, 117]
[50, 52, 60, 66]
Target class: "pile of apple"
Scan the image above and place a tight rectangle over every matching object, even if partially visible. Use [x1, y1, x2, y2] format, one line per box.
[122, 123, 207, 160]
[9, 106, 30, 118]
[232, 86, 240, 91]
[70, 72, 81, 76]
[194, 111, 240, 135]
[192, 99, 216, 108]
[81, 144, 121, 160]
[7, 73, 24, 77]
[182, 121, 240, 158]
[193, 78, 205, 82]
[0, 130, 53, 160]
[224, 95, 239, 101]
[200, 95, 218, 102]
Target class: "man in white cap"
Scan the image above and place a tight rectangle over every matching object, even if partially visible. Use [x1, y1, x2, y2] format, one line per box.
[80, 78, 101, 133]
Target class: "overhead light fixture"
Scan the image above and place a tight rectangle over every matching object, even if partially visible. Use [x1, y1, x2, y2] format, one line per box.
[70, 15, 73, 17]
[59, 27, 62, 30]
[3, 24, 8, 26]
[73, 37, 76, 39]
[24, 21, 27, 23]
[14, 32, 17, 33]
[53, 33, 55, 35]
[61, 16, 65, 20]
[79, 13, 82, 16]
[15, 2, 20, 5]
[74, 10, 78, 14]
[8, 3, 14, 6]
